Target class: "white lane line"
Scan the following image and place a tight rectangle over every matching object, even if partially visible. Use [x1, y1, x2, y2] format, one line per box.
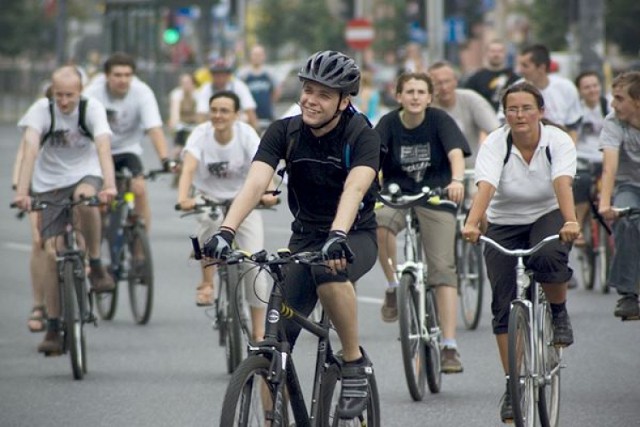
[3, 242, 31, 252]
[358, 295, 383, 305]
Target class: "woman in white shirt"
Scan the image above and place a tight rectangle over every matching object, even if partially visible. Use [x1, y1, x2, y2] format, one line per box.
[462, 82, 580, 424]
[177, 90, 276, 341]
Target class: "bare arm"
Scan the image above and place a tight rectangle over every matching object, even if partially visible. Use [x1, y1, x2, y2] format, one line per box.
[13, 128, 40, 210]
[146, 126, 170, 161]
[330, 165, 376, 232]
[462, 180, 495, 242]
[177, 152, 198, 210]
[167, 95, 180, 131]
[599, 148, 619, 218]
[553, 175, 579, 242]
[446, 148, 466, 204]
[12, 135, 26, 189]
[221, 161, 275, 230]
[94, 134, 116, 202]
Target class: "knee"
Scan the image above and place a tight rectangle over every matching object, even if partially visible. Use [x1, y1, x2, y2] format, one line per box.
[131, 179, 146, 197]
[376, 226, 395, 243]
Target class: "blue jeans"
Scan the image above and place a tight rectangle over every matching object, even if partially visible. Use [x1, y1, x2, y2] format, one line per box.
[609, 185, 640, 296]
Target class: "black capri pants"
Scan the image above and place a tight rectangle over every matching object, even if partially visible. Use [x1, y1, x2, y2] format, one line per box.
[281, 226, 378, 347]
[484, 210, 573, 335]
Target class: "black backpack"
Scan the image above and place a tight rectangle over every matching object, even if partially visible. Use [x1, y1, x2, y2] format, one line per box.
[41, 97, 93, 146]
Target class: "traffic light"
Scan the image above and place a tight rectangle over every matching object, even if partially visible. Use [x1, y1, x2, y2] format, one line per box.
[163, 27, 181, 45]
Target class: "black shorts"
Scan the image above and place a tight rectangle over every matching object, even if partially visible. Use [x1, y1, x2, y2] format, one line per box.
[112, 152, 144, 177]
[280, 227, 378, 347]
[484, 210, 572, 335]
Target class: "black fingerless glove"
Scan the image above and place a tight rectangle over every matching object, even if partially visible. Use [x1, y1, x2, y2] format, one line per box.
[321, 230, 355, 263]
[203, 226, 235, 259]
[161, 158, 175, 172]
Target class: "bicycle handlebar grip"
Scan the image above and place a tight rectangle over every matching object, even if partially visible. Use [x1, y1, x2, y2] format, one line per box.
[174, 203, 182, 211]
[190, 235, 202, 260]
[9, 202, 18, 208]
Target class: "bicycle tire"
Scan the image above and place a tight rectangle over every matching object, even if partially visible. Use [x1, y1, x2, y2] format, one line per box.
[397, 272, 427, 401]
[424, 288, 442, 393]
[458, 238, 484, 330]
[219, 355, 290, 426]
[95, 236, 119, 320]
[596, 223, 612, 294]
[63, 260, 85, 380]
[537, 302, 561, 427]
[225, 263, 244, 374]
[319, 363, 381, 427]
[127, 225, 154, 324]
[508, 302, 536, 427]
[579, 221, 596, 290]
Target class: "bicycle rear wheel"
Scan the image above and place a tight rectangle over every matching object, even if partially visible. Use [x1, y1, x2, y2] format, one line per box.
[219, 355, 290, 426]
[224, 264, 244, 374]
[537, 302, 561, 427]
[457, 238, 484, 330]
[508, 302, 536, 427]
[424, 288, 442, 393]
[397, 272, 427, 401]
[127, 225, 154, 324]
[596, 223, 612, 294]
[578, 221, 596, 290]
[319, 363, 381, 427]
[63, 260, 86, 380]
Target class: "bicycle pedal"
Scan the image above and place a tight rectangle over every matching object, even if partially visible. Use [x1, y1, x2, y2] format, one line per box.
[621, 315, 640, 321]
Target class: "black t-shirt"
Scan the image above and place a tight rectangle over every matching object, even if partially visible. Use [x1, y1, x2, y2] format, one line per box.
[375, 108, 470, 210]
[254, 113, 381, 231]
[465, 68, 520, 111]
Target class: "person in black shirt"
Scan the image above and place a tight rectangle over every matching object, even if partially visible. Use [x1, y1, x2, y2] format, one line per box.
[465, 40, 519, 112]
[376, 71, 470, 373]
[203, 50, 380, 419]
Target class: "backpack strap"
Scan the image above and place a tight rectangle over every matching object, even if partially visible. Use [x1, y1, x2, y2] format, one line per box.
[283, 115, 303, 175]
[503, 130, 551, 165]
[341, 111, 372, 170]
[599, 95, 609, 116]
[78, 97, 94, 140]
[41, 99, 55, 147]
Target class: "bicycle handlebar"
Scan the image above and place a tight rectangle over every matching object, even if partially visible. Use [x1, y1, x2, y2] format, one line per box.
[10, 195, 102, 212]
[377, 185, 457, 209]
[612, 207, 640, 218]
[479, 234, 560, 257]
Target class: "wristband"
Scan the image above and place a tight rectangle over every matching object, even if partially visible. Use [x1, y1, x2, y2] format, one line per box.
[451, 177, 464, 183]
[219, 225, 236, 237]
[563, 221, 578, 226]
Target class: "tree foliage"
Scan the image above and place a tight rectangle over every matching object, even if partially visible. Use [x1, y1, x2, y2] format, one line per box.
[606, 0, 640, 56]
[0, 0, 54, 57]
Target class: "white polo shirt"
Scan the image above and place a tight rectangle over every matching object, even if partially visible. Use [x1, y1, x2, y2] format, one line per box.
[475, 124, 576, 225]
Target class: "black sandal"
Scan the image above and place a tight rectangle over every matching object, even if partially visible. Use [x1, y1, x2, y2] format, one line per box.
[27, 305, 47, 333]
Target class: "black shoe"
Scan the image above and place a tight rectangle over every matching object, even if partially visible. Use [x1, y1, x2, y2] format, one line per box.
[337, 348, 373, 419]
[500, 384, 513, 423]
[614, 295, 640, 319]
[552, 310, 574, 347]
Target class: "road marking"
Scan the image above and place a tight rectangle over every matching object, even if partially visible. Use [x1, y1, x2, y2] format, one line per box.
[358, 295, 383, 305]
[3, 242, 31, 252]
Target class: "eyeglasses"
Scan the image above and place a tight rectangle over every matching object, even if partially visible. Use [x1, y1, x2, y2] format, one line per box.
[505, 105, 538, 116]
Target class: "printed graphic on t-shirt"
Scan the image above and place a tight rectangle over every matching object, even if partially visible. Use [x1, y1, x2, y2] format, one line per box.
[105, 108, 132, 134]
[48, 129, 90, 149]
[400, 143, 431, 183]
[489, 74, 509, 105]
[207, 161, 230, 178]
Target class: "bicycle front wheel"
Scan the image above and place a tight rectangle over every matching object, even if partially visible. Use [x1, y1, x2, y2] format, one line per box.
[127, 225, 154, 324]
[424, 288, 442, 393]
[508, 302, 536, 427]
[458, 238, 484, 330]
[220, 355, 290, 426]
[397, 272, 427, 401]
[63, 260, 86, 380]
[537, 303, 561, 427]
[224, 264, 244, 374]
[319, 363, 381, 427]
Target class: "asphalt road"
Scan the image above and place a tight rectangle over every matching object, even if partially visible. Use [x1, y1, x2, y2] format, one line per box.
[1, 123, 639, 426]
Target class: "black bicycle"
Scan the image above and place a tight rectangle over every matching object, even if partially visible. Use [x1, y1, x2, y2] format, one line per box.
[13, 196, 100, 380]
[177, 198, 248, 373]
[190, 241, 381, 426]
[97, 168, 167, 324]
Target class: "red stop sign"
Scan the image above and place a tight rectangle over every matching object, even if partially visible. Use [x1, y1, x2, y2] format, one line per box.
[345, 19, 374, 50]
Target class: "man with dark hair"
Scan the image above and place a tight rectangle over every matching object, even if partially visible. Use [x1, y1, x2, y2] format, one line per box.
[516, 44, 583, 141]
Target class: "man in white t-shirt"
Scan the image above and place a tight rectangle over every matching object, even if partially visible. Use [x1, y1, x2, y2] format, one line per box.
[13, 66, 117, 355]
[84, 52, 171, 231]
[516, 44, 583, 141]
[195, 56, 259, 131]
[429, 62, 501, 167]
[177, 90, 276, 341]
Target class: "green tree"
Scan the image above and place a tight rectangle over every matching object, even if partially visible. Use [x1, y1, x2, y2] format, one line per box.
[606, 0, 640, 56]
[0, 0, 54, 57]
[523, 0, 572, 50]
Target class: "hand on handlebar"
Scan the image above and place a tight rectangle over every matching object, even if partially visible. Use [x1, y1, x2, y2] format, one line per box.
[321, 230, 354, 273]
[99, 186, 117, 204]
[559, 221, 581, 244]
[446, 181, 465, 205]
[203, 227, 235, 259]
[462, 223, 482, 244]
[12, 194, 31, 212]
[598, 203, 616, 221]
[177, 198, 197, 211]
[260, 193, 279, 207]
[162, 158, 178, 173]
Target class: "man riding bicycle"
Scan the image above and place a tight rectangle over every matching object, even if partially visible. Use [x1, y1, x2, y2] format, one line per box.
[84, 52, 172, 232]
[598, 71, 640, 319]
[13, 66, 116, 354]
[203, 50, 380, 419]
